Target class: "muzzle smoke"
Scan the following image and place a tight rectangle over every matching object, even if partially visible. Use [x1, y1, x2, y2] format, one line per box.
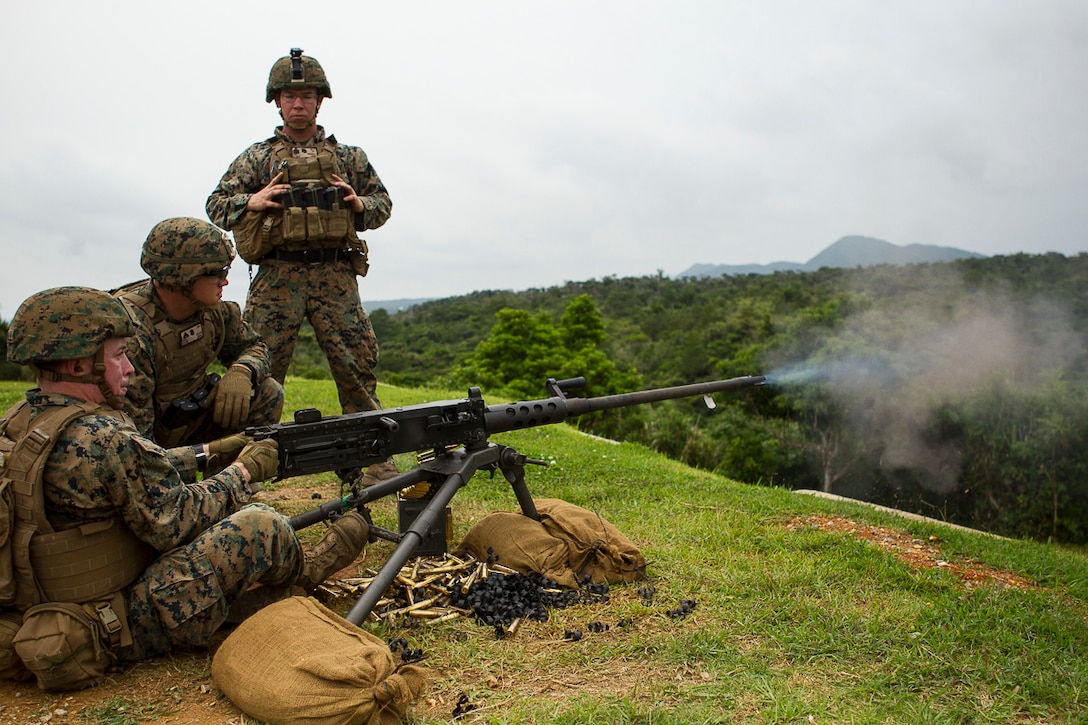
[763, 273, 1084, 494]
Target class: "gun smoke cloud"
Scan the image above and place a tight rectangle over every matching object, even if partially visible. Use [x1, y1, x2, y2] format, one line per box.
[763, 270, 1085, 495]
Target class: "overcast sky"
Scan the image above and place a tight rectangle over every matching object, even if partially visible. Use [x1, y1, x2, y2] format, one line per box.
[2, 1, 1086, 320]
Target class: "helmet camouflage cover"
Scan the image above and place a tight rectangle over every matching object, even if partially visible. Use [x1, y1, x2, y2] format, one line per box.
[141, 217, 235, 289]
[266, 48, 332, 103]
[7, 286, 135, 365]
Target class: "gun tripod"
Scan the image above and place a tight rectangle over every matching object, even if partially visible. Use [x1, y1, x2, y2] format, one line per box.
[288, 441, 546, 626]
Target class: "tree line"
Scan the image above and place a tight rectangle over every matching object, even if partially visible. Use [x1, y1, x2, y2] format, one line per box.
[372, 253, 1088, 544]
[4, 253, 1086, 542]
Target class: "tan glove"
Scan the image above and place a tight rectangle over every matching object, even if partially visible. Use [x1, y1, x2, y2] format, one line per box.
[206, 433, 251, 472]
[236, 439, 279, 492]
[213, 365, 253, 430]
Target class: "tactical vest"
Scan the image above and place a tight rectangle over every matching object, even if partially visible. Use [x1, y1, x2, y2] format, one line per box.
[0, 400, 155, 611]
[270, 136, 355, 250]
[115, 283, 225, 443]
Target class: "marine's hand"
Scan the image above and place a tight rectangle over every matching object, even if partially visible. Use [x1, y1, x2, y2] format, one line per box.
[331, 173, 364, 213]
[206, 433, 250, 471]
[236, 439, 279, 492]
[246, 171, 288, 212]
[214, 365, 253, 429]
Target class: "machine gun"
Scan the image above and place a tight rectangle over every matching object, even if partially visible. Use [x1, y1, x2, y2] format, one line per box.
[245, 374, 766, 624]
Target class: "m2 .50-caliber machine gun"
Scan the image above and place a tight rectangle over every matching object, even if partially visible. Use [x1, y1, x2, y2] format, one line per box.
[245, 374, 766, 624]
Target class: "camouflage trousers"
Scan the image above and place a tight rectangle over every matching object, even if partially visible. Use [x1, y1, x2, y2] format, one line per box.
[158, 376, 286, 447]
[116, 503, 302, 664]
[245, 258, 381, 413]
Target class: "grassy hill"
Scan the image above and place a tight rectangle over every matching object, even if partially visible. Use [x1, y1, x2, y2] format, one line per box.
[1, 379, 1086, 723]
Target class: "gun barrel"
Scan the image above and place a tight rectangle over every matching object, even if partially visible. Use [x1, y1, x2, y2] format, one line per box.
[567, 374, 765, 415]
[484, 374, 765, 434]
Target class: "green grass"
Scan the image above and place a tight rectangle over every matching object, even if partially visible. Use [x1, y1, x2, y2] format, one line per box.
[5, 379, 1088, 723]
[0, 382, 24, 411]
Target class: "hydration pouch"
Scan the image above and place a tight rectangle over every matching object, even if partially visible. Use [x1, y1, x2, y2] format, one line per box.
[13, 592, 128, 691]
[233, 211, 278, 264]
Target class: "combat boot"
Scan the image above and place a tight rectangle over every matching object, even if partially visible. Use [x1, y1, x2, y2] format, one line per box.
[360, 457, 400, 486]
[298, 511, 370, 591]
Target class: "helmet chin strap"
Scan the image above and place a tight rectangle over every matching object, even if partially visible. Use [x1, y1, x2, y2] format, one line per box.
[92, 354, 125, 410]
[186, 289, 218, 311]
[160, 282, 217, 312]
[33, 348, 125, 410]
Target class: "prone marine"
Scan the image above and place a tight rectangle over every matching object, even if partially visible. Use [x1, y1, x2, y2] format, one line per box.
[0, 286, 369, 691]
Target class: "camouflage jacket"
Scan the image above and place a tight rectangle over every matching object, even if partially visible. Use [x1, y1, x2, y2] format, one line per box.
[114, 280, 272, 438]
[205, 126, 391, 233]
[27, 390, 252, 551]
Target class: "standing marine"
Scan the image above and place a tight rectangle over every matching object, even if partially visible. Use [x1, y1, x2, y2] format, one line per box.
[114, 217, 284, 447]
[205, 48, 397, 483]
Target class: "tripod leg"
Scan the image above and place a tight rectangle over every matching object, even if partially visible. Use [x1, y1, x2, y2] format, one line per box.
[499, 446, 540, 521]
[344, 470, 464, 625]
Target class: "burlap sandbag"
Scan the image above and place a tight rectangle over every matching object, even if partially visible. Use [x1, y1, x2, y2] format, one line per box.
[211, 596, 428, 725]
[455, 511, 578, 589]
[528, 499, 647, 584]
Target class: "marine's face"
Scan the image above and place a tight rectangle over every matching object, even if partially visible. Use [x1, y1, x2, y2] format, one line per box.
[276, 88, 320, 130]
[191, 269, 228, 307]
[99, 336, 135, 400]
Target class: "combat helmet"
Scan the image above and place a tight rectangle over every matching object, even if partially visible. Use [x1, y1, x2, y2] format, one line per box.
[7, 286, 135, 366]
[266, 48, 332, 103]
[141, 217, 235, 290]
[8, 286, 135, 409]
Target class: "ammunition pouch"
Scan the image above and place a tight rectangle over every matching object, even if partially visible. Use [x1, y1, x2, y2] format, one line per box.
[157, 373, 220, 447]
[13, 591, 130, 691]
[280, 185, 352, 244]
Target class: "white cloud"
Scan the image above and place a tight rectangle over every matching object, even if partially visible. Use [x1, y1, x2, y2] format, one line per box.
[2, 0, 1087, 318]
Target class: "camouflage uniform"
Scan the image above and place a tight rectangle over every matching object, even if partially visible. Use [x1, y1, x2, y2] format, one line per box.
[206, 125, 391, 413]
[25, 389, 302, 664]
[115, 279, 284, 444]
[2, 287, 371, 687]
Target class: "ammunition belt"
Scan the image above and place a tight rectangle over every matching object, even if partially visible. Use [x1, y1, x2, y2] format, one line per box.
[263, 248, 346, 264]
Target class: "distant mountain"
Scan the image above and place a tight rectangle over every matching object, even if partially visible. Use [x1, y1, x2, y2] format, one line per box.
[370, 237, 985, 311]
[364, 297, 433, 313]
[681, 261, 805, 277]
[676, 236, 985, 279]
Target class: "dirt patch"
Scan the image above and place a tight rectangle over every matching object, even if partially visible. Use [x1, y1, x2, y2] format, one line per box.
[784, 513, 1035, 590]
[0, 646, 247, 724]
[0, 481, 673, 723]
